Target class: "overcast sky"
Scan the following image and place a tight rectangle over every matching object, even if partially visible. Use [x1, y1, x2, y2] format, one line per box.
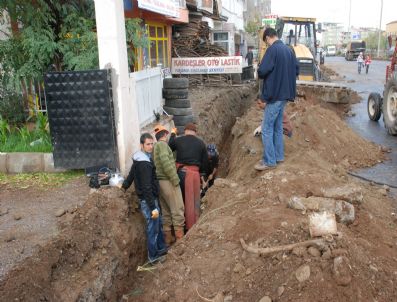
[272, 0, 396, 30]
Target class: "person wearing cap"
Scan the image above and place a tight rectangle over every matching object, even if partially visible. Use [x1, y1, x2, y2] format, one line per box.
[169, 123, 208, 230]
[120, 133, 167, 264]
[153, 125, 185, 245]
[256, 27, 299, 171]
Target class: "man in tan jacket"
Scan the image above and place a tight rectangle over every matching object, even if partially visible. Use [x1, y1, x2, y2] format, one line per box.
[153, 125, 185, 245]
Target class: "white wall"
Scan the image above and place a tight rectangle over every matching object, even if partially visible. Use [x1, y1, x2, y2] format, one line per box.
[221, 0, 245, 31]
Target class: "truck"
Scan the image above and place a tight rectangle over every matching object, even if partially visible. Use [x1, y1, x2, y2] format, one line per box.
[367, 38, 397, 135]
[345, 40, 366, 61]
[326, 45, 336, 56]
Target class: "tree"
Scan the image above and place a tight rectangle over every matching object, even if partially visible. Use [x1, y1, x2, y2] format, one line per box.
[364, 31, 387, 50]
[0, 0, 147, 115]
[245, 20, 261, 39]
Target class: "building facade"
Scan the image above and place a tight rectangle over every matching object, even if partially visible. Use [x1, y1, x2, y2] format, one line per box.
[124, 0, 189, 71]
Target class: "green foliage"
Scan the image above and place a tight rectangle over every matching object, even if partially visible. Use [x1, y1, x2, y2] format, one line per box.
[17, 125, 30, 143]
[0, 129, 52, 152]
[245, 20, 261, 38]
[0, 0, 98, 91]
[0, 88, 26, 124]
[0, 170, 83, 189]
[125, 18, 148, 69]
[364, 32, 387, 50]
[0, 115, 10, 144]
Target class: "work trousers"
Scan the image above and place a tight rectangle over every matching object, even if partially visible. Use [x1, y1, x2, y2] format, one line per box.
[139, 199, 167, 263]
[159, 179, 185, 231]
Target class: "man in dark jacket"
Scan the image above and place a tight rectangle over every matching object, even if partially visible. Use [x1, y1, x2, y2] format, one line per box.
[169, 123, 208, 230]
[256, 27, 299, 171]
[122, 133, 167, 264]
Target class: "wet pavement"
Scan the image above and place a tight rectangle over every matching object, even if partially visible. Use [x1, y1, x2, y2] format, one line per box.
[324, 56, 397, 188]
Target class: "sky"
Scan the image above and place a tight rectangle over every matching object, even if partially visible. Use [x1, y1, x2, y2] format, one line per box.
[271, 0, 397, 30]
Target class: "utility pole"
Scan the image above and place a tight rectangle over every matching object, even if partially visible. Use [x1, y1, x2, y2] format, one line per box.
[348, 0, 351, 37]
[377, 0, 383, 58]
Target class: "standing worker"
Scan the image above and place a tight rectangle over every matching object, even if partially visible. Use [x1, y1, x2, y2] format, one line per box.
[169, 123, 208, 230]
[245, 48, 254, 66]
[153, 125, 185, 246]
[256, 27, 299, 171]
[121, 133, 167, 264]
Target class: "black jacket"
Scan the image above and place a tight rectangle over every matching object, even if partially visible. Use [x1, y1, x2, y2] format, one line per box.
[169, 133, 208, 176]
[122, 150, 159, 210]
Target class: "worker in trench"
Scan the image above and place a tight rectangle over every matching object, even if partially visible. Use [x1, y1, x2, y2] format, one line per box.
[256, 27, 299, 171]
[120, 133, 167, 264]
[169, 123, 208, 231]
[200, 144, 219, 198]
[153, 125, 185, 246]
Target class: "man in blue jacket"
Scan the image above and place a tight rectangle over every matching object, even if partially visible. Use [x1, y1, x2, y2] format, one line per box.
[255, 27, 299, 171]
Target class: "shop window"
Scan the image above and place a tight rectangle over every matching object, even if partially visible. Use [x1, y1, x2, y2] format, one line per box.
[213, 32, 229, 52]
[147, 23, 169, 68]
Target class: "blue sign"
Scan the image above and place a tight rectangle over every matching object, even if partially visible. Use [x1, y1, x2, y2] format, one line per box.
[124, 0, 133, 11]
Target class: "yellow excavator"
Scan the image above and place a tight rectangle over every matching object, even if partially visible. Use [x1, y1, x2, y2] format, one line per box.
[258, 16, 350, 103]
[259, 16, 319, 81]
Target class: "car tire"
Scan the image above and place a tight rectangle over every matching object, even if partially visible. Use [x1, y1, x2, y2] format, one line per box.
[163, 78, 189, 89]
[164, 99, 191, 108]
[173, 114, 194, 126]
[163, 106, 193, 116]
[367, 92, 382, 121]
[163, 88, 188, 100]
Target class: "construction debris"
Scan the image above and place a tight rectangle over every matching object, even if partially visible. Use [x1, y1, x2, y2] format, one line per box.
[173, 13, 227, 58]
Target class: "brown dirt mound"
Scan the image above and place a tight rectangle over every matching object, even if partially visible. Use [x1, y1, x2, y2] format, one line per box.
[0, 188, 146, 301]
[128, 95, 396, 302]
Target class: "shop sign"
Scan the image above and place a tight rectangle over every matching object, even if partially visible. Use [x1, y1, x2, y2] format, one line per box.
[262, 14, 278, 27]
[171, 56, 243, 74]
[138, 0, 179, 18]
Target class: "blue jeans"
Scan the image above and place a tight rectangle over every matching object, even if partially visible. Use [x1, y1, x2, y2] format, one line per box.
[261, 100, 287, 166]
[139, 199, 167, 262]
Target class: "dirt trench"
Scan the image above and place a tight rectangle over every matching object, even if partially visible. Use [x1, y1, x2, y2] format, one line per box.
[124, 86, 397, 301]
[0, 85, 257, 302]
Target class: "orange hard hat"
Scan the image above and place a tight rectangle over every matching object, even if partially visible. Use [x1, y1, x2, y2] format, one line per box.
[154, 124, 169, 135]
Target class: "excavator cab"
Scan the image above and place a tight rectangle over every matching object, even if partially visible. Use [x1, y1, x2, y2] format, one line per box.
[258, 16, 320, 81]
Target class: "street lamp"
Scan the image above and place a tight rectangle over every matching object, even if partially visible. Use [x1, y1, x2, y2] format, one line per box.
[377, 0, 383, 58]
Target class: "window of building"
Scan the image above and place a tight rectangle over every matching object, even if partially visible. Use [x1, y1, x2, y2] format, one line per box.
[147, 22, 169, 68]
[213, 32, 229, 52]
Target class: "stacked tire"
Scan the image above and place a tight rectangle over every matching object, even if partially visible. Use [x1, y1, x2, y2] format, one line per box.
[163, 78, 193, 135]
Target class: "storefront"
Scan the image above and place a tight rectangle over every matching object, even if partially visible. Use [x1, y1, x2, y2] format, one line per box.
[124, 0, 189, 71]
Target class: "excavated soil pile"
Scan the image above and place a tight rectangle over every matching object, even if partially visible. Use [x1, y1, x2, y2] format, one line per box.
[128, 95, 397, 301]
[0, 188, 146, 301]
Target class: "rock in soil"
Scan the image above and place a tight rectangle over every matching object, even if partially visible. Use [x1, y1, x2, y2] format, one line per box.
[332, 256, 352, 286]
[55, 208, 66, 217]
[295, 265, 311, 282]
[259, 296, 272, 302]
[277, 286, 285, 297]
[13, 214, 22, 221]
[307, 246, 321, 257]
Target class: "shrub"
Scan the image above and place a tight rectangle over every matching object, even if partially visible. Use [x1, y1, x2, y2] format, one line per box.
[0, 89, 27, 125]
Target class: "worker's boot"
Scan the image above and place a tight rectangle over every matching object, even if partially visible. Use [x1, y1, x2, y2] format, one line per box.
[163, 229, 175, 247]
[174, 227, 185, 242]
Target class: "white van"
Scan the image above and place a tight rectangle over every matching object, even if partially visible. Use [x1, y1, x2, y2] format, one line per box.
[326, 45, 336, 56]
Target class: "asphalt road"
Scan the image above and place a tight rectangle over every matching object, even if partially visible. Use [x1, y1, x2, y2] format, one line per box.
[324, 56, 397, 188]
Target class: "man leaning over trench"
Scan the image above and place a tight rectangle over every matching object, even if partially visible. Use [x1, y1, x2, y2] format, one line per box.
[255, 27, 299, 171]
[153, 125, 185, 246]
[169, 123, 208, 230]
[121, 133, 167, 264]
